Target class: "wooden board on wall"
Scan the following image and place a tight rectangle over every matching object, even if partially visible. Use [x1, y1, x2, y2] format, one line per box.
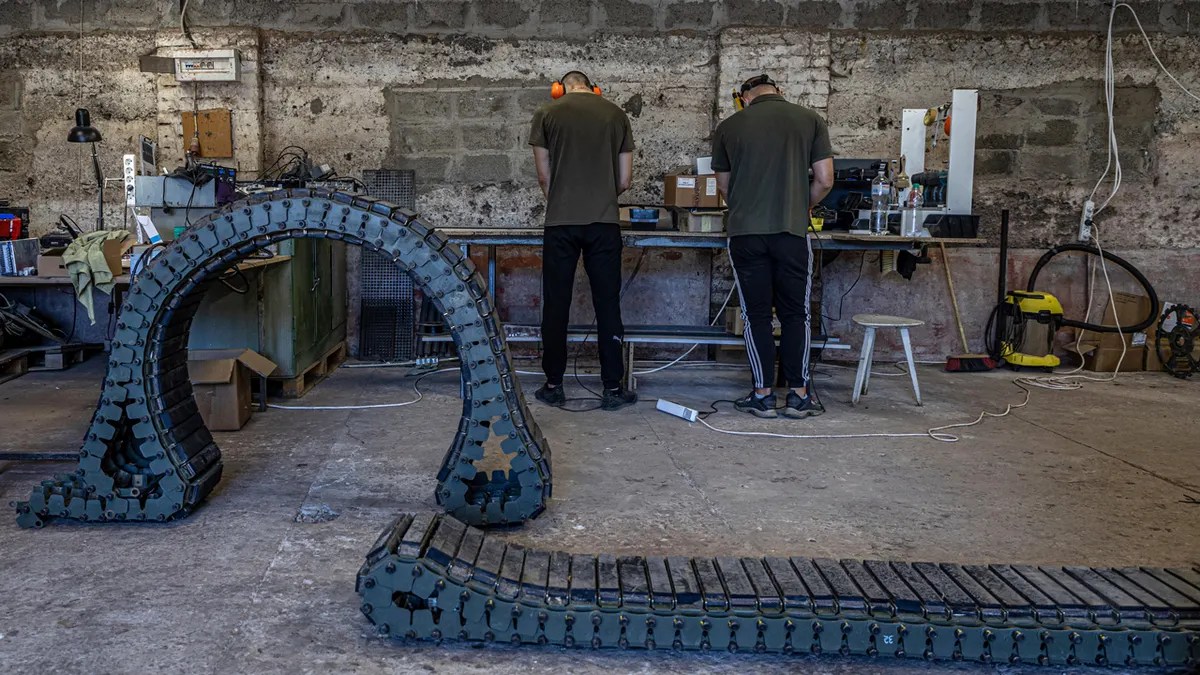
[181, 108, 233, 158]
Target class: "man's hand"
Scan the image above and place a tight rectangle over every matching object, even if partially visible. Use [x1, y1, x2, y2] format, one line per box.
[533, 146, 551, 199]
[617, 152, 633, 195]
[716, 171, 730, 198]
[809, 157, 833, 206]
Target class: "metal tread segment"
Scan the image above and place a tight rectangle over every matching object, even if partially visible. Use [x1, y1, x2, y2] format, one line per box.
[16, 190, 551, 529]
[359, 514, 1200, 668]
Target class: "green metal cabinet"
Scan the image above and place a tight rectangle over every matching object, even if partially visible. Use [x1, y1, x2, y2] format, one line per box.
[187, 239, 346, 378]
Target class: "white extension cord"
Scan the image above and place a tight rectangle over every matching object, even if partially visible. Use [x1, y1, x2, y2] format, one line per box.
[1019, 0, 1200, 390]
[657, 376, 1031, 444]
[514, 285, 737, 379]
[267, 367, 459, 411]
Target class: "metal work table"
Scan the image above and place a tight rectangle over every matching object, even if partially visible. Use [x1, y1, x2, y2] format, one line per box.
[437, 228, 983, 388]
[441, 228, 982, 301]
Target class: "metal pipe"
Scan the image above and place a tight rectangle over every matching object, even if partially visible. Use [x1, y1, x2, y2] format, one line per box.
[997, 209, 1009, 306]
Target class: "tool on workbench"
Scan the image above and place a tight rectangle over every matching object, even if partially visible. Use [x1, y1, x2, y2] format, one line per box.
[38, 215, 82, 251]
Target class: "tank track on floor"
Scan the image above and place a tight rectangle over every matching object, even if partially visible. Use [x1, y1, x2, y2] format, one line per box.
[12, 189, 551, 529]
[358, 513, 1200, 668]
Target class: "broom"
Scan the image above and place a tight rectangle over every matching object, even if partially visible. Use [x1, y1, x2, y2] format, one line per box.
[941, 242, 997, 372]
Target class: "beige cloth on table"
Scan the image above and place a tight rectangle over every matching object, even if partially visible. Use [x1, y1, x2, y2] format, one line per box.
[64, 230, 131, 324]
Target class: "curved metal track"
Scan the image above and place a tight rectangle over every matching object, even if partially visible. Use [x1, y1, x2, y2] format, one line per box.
[359, 513, 1200, 668]
[12, 189, 551, 529]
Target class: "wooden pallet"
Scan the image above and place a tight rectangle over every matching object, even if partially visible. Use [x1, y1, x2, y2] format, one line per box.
[0, 349, 30, 385]
[27, 343, 96, 371]
[268, 341, 348, 399]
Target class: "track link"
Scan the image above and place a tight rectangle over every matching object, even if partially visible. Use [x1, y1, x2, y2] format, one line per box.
[358, 513, 1200, 668]
[12, 189, 551, 528]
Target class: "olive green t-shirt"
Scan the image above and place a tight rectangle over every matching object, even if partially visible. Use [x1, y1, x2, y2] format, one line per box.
[710, 94, 834, 237]
[528, 92, 635, 226]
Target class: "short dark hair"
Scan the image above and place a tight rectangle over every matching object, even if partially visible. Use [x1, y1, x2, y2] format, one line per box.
[562, 71, 590, 88]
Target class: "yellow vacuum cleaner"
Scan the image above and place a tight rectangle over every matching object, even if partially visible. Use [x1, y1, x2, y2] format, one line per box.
[996, 291, 1064, 369]
[984, 216, 1158, 371]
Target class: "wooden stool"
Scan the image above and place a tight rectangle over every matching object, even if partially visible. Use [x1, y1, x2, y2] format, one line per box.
[851, 314, 924, 406]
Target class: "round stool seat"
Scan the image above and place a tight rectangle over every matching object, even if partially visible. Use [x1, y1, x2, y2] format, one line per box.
[852, 313, 924, 328]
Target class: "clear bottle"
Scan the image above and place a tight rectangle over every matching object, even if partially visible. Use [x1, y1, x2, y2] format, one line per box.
[870, 168, 891, 235]
[901, 183, 924, 237]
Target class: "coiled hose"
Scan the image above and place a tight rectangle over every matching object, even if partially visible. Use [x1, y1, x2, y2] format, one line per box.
[1026, 243, 1159, 333]
[984, 243, 1159, 360]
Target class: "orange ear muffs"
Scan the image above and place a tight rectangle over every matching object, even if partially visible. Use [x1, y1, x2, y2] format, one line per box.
[551, 71, 601, 99]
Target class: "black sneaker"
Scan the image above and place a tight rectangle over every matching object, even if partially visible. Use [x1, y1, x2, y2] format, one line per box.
[601, 387, 638, 411]
[734, 391, 777, 418]
[783, 391, 825, 419]
[535, 384, 565, 407]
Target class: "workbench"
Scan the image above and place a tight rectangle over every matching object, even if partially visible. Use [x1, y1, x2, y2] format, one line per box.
[435, 228, 983, 389]
[441, 228, 982, 300]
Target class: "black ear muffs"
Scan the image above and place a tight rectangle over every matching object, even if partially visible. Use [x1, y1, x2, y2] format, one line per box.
[739, 73, 778, 96]
[551, 71, 602, 99]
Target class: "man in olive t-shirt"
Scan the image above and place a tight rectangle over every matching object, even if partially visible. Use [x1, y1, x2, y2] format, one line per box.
[528, 70, 637, 411]
[711, 74, 834, 419]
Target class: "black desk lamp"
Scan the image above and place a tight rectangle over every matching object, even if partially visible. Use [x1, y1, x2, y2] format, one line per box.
[67, 108, 104, 230]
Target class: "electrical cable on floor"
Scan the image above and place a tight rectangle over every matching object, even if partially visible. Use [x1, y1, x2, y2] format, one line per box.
[547, 248, 651, 412]
[266, 367, 458, 411]
[695, 380, 1033, 443]
[527, 285, 738, 382]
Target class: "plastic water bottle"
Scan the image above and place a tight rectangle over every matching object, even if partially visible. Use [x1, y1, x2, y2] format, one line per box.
[870, 168, 891, 235]
[901, 184, 924, 237]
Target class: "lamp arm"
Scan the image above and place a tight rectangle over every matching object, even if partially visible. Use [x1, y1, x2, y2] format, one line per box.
[91, 143, 105, 230]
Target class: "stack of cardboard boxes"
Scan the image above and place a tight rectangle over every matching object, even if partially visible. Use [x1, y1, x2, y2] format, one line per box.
[663, 158, 726, 233]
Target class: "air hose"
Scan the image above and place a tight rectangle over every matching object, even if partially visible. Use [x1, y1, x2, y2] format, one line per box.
[1025, 243, 1159, 333]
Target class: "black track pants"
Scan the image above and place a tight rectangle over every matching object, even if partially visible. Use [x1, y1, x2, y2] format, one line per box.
[728, 232, 813, 390]
[541, 223, 625, 390]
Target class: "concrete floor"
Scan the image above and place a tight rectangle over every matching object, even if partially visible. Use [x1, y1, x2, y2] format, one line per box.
[0, 355, 1197, 674]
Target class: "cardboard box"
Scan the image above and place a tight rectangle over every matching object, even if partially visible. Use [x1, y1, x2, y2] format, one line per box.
[678, 209, 725, 233]
[188, 349, 278, 431]
[37, 238, 133, 278]
[1096, 291, 1152, 350]
[664, 173, 723, 208]
[1080, 343, 1144, 373]
[618, 206, 669, 230]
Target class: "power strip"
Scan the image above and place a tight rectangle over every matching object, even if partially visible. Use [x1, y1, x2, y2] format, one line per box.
[656, 398, 699, 422]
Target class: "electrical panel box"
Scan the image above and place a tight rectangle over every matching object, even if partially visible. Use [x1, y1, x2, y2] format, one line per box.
[134, 176, 217, 208]
[174, 49, 241, 82]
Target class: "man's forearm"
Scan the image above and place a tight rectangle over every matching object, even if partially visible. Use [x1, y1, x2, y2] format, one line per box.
[809, 181, 832, 207]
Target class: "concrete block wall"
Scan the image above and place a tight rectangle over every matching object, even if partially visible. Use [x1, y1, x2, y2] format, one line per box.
[2, 0, 1198, 362]
[4, 1, 1199, 36]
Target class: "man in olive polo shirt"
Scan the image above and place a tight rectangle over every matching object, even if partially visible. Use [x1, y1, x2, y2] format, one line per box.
[528, 70, 638, 411]
[712, 73, 835, 419]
